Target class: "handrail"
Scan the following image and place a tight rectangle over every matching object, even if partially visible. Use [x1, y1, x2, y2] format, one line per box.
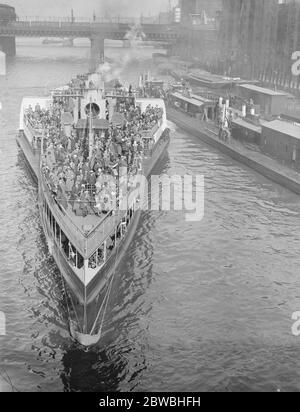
[39, 126, 167, 258]
[40, 173, 86, 237]
[33, 86, 167, 257]
[40, 171, 127, 258]
[24, 119, 44, 137]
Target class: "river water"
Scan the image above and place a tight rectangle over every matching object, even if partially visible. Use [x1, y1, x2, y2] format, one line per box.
[1, 40, 300, 392]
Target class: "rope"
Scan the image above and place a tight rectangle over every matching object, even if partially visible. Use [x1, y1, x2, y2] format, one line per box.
[41, 194, 78, 332]
[56, 255, 80, 333]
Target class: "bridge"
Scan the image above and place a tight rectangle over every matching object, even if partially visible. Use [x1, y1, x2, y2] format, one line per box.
[0, 17, 180, 70]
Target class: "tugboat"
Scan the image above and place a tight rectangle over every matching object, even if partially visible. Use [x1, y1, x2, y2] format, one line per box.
[17, 72, 170, 346]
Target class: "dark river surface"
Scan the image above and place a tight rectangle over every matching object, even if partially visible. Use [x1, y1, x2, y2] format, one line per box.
[1, 40, 300, 392]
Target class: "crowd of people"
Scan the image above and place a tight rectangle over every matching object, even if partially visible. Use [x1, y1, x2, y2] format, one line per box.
[25, 104, 54, 137]
[24, 89, 164, 218]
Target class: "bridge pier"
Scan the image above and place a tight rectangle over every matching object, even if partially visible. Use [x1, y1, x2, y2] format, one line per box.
[0, 36, 16, 57]
[123, 39, 131, 48]
[89, 36, 105, 72]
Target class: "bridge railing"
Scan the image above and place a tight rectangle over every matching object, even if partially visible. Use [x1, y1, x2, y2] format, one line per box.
[0, 15, 171, 26]
[0, 17, 179, 38]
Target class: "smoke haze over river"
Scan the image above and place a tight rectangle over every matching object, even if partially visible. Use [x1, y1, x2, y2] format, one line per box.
[4, 0, 175, 18]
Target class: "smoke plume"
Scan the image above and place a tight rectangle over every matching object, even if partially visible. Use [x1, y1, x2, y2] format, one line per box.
[5, 0, 172, 19]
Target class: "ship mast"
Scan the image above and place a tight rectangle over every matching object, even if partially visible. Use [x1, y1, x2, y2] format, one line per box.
[88, 97, 93, 159]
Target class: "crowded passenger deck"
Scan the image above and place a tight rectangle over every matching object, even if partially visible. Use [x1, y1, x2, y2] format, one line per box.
[23, 75, 164, 230]
[17, 71, 170, 343]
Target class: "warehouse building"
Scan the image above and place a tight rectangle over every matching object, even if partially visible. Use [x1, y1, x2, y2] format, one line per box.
[237, 84, 289, 117]
[219, 0, 300, 93]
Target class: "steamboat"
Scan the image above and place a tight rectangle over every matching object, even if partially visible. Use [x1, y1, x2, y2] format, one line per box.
[17, 72, 170, 346]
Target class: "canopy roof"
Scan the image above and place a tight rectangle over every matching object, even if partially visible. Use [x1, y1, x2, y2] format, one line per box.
[61, 112, 74, 125]
[75, 118, 110, 130]
[171, 92, 204, 108]
[239, 84, 288, 97]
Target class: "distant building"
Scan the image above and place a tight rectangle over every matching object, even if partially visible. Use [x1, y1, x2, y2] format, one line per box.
[180, 0, 222, 22]
[219, 0, 300, 92]
[237, 84, 289, 117]
[0, 50, 6, 75]
[261, 119, 300, 167]
[0, 4, 17, 56]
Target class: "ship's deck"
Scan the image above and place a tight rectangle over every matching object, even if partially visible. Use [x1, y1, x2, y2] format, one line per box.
[20, 73, 167, 253]
[167, 107, 300, 196]
[62, 202, 104, 234]
[16, 130, 40, 180]
[38, 98, 163, 214]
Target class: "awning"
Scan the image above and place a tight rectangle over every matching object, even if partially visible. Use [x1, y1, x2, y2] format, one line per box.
[76, 118, 110, 130]
[190, 93, 213, 104]
[232, 117, 261, 133]
[141, 124, 159, 137]
[111, 112, 126, 128]
[71, 78, 83, 88]
[61, 112, 74, 125]
[66, 98, 75, 112]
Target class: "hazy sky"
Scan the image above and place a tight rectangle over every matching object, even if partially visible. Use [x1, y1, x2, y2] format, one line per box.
[4, 0, 176, 18]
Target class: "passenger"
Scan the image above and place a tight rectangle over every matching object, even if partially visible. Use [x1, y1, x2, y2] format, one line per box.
[79, 191, 89, 217]
[65, 169, 75, 193]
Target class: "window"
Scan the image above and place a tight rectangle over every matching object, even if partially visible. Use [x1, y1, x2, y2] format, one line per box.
[88, 246, 104, 270]
[68, 243, 77, 267]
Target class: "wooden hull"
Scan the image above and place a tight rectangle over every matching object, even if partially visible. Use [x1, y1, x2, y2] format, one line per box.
[187, 75, 232, 89]
[16, 131, 40, 182]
